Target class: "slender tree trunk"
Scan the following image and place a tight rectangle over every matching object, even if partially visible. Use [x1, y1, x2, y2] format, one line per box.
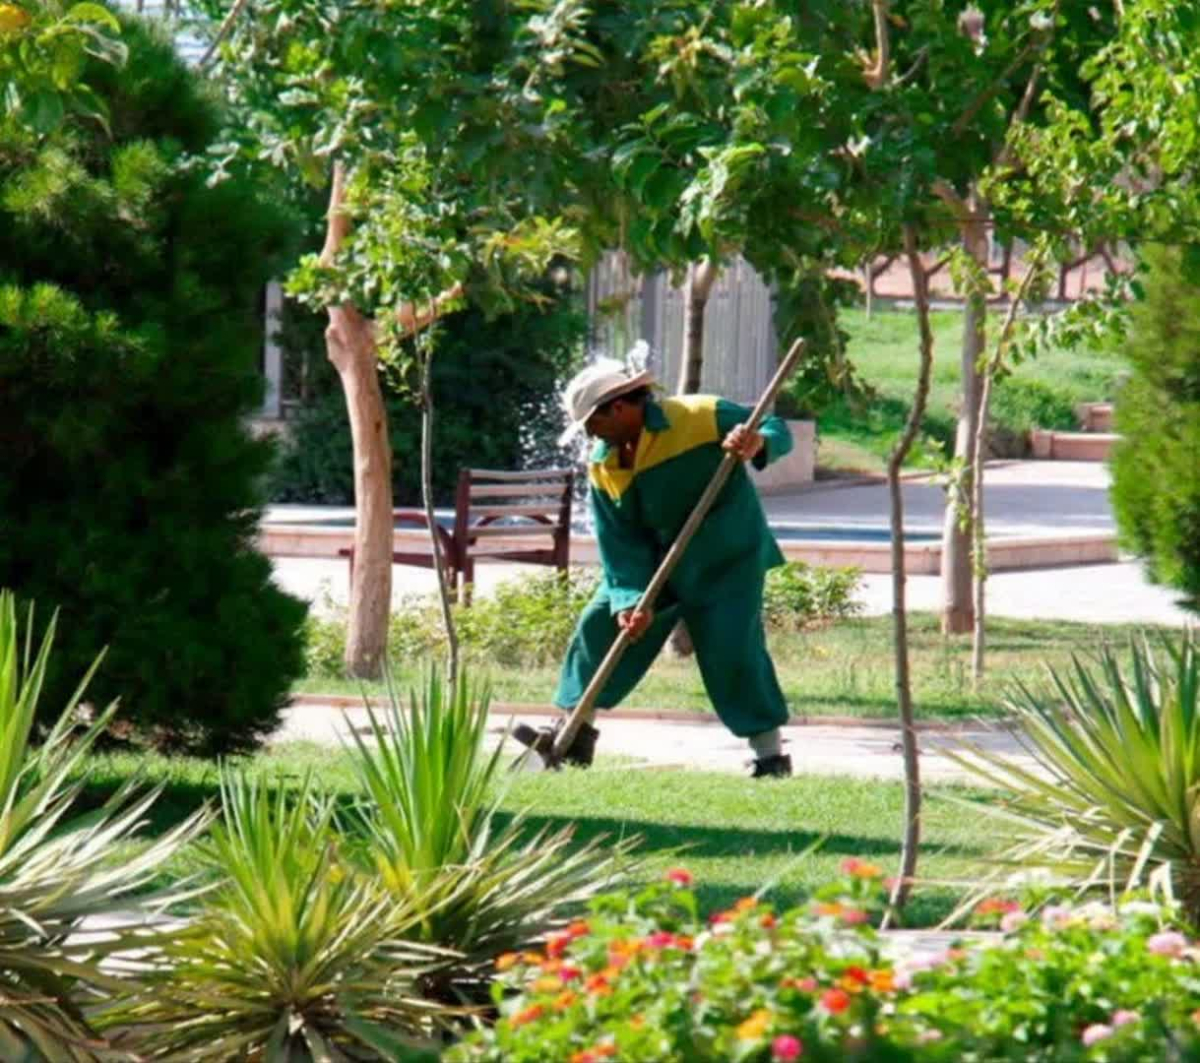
[418, 341, 459, 686]
[886, 225, 936, 917]
[669, 258, 721, 659]
[940, 195, 990, 635]
[970, 251, 1044, 683]
[327, 304, 393, 678]
[677, 258, 720, 394]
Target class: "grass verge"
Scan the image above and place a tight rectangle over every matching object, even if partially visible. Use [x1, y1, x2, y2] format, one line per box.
[73, 743, 998, 928]
[809, 306, 1128, 475]
[296, 613, 1167, 722]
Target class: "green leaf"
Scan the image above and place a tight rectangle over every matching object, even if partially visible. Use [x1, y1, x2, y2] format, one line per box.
[21, 89, 63, 134]
[63, 2, 120, 31]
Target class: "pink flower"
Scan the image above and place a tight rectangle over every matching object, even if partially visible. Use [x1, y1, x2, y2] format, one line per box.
[1081, 1023, 1113, 1047]
[1111, 1009, 1139, 1028]
[665, 868, 693, 887]
[1147, 930, 1188, 958]
[646, 931, 676, 949]
[1041, 905, 1074, 930]
[839, 908, 870, 926]
[771, 1034, 804, 1061]
[1001, 911, 1029, 934]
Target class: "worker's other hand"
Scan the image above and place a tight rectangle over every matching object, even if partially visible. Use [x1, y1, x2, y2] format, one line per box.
[617, 608, 654, 642]
[723, 424, 765, 461]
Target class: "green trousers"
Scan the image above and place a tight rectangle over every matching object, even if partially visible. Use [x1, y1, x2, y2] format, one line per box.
[553, 581, 789, 739]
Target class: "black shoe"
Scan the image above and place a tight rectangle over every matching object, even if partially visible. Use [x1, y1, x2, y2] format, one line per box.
[751, 753, 793, 779]
[512, 719, 599, 768]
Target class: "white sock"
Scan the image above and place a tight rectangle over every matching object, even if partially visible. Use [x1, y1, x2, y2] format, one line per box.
[748, 727, 783, 760]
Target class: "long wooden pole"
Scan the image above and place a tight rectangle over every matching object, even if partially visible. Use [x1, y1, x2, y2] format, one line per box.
[549, 338, 807, 765]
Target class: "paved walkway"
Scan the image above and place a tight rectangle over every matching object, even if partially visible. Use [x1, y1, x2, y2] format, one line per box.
[268, 460, 1192, 627]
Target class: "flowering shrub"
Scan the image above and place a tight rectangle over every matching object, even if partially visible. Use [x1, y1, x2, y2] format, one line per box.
[446, 865, 1200, 1062]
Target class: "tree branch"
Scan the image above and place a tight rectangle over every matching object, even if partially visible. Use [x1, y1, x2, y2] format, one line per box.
[394, 282, 465, 338]
[862, 0, 891, 90]
[199, 0, 251, 70]
[950, 40, 1040, 139]
[994, 62, 1043, 170]
[319, 162, 351, 268]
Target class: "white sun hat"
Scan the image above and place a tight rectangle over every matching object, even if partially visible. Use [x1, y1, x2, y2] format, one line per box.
[558, 344, 655, 446]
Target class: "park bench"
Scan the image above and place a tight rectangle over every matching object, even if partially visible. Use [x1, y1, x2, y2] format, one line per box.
[340, 467, 574, 604]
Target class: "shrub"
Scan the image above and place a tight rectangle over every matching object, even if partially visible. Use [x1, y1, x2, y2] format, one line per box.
[945, 632, 1200, 924]
[0, 591, 206, 1056]
[343, 672, 639, 1007]
[270, 296, 587, 506]
[989, 375, 1079, 433]
[110, 771, 456, 1059]
[447, 867, 1200, 1062]
[0, 16, 307, 751]
[302, 564, 863, 678]
[1111, 245, 1200, 610]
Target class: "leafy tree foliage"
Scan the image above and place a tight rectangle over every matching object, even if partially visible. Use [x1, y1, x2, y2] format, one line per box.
[0, 13, 306, 751]
[1111, 246, 1200, 611]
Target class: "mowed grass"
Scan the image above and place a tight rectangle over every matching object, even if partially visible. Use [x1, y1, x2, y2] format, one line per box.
[296, 613, 1164, 722]
[71, 743, 1001, 928]
[810, 307, 1128, 475]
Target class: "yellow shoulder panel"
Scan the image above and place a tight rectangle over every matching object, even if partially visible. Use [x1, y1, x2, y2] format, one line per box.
[638, 395, 719, 474]
[589, 458, 634, 502]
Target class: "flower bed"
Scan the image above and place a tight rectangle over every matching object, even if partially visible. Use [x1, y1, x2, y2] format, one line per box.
[447, 864, 1200, 1062]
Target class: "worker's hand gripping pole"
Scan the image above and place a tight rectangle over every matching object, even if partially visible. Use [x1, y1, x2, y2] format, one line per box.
[547, 339, 807, 767]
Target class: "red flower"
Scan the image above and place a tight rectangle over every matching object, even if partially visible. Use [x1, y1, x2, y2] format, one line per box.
[975, 898, 1021, 916]
[646, 931, 677, 949]
[820, 988, 851, 1015]
[560, 964, 583, 982]
[511, 1004, 544, 1028]
[566, 920, 591, 939]
[665, 868, 694, 887]
[546, 933, 571, 958]
[842, 966, 870, 985]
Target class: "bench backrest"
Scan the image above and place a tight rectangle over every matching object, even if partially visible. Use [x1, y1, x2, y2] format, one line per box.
[453, 468, 574, 565]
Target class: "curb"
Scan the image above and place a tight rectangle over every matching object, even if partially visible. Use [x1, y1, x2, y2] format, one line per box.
[287, 694, 1012, 734]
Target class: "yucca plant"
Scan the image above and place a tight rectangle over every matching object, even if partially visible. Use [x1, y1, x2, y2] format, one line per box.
[110, 771, 458, 1060]
[345, 671, 638, 1004]
[0, 589, 207, 1061]
[946, 633, 1200, 921]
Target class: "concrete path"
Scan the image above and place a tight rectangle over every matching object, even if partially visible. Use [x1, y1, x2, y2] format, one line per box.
[266, 460, 1193, 627]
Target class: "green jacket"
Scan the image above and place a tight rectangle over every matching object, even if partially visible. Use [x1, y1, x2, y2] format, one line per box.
[588, 394, 792, 613]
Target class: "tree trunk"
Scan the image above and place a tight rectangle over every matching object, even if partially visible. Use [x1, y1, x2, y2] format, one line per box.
[939, 196, 990, 635]
[327, 304, 393, 678]
[668, 258, 721, 659]
[886, 225, 936, 918]
[418, 341, 459, 685]
[677, 258, 720, 394]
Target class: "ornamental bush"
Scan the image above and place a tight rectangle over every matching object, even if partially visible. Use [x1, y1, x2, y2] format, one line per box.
[1111, 246, 1200, 612]
[302, 563, 863, 677]
[0, 15, 306, 751]
[448, 868, 1200, 1063]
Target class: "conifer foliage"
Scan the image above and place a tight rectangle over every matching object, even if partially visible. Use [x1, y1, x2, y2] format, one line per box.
[0, 12, 306, 751]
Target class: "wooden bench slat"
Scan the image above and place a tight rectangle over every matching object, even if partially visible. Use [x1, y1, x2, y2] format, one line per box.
[464, 525, 558, 538]
[468, 468, 573, 482]
[468, 484, 570, 500]
[469, 504, 562, 519]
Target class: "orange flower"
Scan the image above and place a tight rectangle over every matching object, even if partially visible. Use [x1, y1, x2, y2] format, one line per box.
[976, 898, 1021, 916]
[820, 988, 851, 1014]
[609, 937, 645, 959]
[570, 1046, 617, 1063]
[735, 1008, 772, 1040]
[675, 935, 694, 950]
[841, 857, 883, 879]
[782, 976, 818, 993]
[839, 966, 870, 993]
[495, 952, 520, 972]
[760, 913, 778, 929]
[522, 951, 543, 964]
[585, 973, 612, 996]
[511, 1004, 544, 1028]
[630, 1016, 645, 1029]
[540, 958, 564, 974]
[869, 969, 896, 993]
[567, 920, 591, 939]
[735, 896, 759, 913]
[814, 902, 844, 918]
[553, 990, 578, 1012]
[533, 975, 563, 994]
[546, 933, 572, 958]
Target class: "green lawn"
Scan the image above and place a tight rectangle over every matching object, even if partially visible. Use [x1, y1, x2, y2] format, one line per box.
[809, 307, 1128, 475]
[297, 613, 1163, 722]
[73, 743, 1000, 928]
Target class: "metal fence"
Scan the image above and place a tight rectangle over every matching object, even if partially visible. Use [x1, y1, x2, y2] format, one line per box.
[585, 253, 778, 407]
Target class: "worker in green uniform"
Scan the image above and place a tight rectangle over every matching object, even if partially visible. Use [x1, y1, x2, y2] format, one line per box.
[515, 356, 795, 778]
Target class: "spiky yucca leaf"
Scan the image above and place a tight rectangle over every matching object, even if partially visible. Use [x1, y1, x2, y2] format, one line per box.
[0, 590, 208, 1061]
[345, 671, 639, 1002]
[944, 633, 1200, 921]
[110, 771, 460, 1061]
